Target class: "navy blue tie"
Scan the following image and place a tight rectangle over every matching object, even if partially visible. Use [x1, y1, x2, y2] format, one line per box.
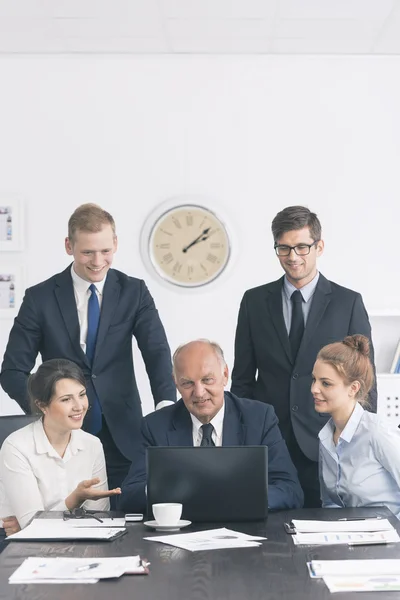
[85, 284, 102, 434]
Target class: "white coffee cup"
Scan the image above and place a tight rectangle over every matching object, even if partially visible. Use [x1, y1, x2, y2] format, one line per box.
[152, 503, 182, 526]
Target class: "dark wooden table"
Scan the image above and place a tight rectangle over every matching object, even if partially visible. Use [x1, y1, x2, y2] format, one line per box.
[0, 507, 399, 599]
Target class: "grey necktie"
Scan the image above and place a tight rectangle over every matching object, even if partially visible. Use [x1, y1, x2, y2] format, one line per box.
[200, 423, 215, 447]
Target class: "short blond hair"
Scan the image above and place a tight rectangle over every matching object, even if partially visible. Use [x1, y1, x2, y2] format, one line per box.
[68, 203, 116, 242]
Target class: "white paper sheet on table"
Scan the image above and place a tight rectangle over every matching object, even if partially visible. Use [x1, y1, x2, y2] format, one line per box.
[145, 527, 266, 551]
[323, 575, 400, 593]
[13, 579, 98, 584]
[291, 519, 393, 533]
[7, 520, 126, 541]
[292, 529, 400, 546]
[308, 559, 400, 578]
[30, 517, 126, 528]
[9, 556, 146, 584]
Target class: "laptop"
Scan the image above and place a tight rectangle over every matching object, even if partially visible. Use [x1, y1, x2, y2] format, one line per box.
[146, 446, 268, 522]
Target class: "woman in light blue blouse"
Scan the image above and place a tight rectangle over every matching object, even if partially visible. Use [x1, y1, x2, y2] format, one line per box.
[312, 334, 400, 518]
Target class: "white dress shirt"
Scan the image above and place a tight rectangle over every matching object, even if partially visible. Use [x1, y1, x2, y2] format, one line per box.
[319, 402, 400, 518]
[71, 265, 105, 354]
[190, 403, 225, 447]
[70, 265, 172, 410]
[0, 420, 110, 529]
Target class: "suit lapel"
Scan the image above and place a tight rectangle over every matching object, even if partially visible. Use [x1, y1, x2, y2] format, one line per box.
[221, 394, 247, 446]
[266, 278, 292, 364]
[167, 401, 194, 446]
[54, 267, 89, 366]
[299, 273, 332, 355]
[94, 269, 121, 362]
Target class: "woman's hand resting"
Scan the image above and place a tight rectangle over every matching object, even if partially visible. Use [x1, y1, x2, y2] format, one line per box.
[2, 515, 21, 537]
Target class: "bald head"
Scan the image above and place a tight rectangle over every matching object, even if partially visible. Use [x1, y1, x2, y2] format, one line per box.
[173, 340, 228, 424]
[173, 340, 226, 379]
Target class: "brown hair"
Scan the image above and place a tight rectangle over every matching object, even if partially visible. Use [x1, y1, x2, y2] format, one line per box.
[317, 334, 374, 404]
[29, 358, 86, 414]
[68, 203, 116, 242]
[271, 205, 321, 243]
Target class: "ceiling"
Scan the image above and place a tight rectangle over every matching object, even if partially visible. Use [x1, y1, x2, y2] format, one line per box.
[0, 0, 400, 55]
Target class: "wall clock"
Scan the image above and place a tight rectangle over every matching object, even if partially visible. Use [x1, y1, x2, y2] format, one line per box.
[141, 200, 231, 288]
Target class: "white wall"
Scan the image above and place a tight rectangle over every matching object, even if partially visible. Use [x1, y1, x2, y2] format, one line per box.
[0, 55, 399, 415]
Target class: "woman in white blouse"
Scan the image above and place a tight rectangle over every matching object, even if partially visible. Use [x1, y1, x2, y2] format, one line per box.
[0, 359, 121, 533]
[313, 334, 400, 517]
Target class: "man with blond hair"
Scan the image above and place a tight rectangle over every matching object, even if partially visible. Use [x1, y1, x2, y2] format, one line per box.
[1, 203, 175, 490]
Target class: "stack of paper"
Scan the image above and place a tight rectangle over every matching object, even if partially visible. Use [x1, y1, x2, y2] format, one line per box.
[7, 519, 126, 542]
[30, 517, 126, 528]
[3, 517, 126, 531]
[145, 527, 266, 551]
[290, 519, 400, 546]
[308, 559, 400, 593]
[9, 556, 149, 584]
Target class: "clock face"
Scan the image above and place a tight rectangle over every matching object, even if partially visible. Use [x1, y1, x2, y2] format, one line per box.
[149, 205, 230, 287]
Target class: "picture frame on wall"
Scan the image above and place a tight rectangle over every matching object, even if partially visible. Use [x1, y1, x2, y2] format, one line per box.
[0, 199, 24, 251]
[390, 339, 400, 374]
[0, 266, 23, 318]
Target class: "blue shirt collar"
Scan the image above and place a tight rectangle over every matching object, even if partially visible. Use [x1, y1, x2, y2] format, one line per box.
[319, 402, 364, 444]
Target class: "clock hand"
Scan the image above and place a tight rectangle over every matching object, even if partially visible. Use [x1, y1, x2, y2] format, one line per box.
[182, 228, 211, 253]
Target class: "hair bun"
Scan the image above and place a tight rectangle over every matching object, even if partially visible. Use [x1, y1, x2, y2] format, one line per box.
[342, 334, 370, 357]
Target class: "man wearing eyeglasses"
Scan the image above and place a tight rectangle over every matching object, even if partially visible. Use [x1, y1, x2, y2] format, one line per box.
[231, 205, 376, 508]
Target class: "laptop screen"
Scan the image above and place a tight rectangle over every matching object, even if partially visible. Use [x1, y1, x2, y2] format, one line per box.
[147, 446, 268, 522]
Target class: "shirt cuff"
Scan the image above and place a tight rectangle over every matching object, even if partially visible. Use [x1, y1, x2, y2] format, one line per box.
[156, 400, 175, 410]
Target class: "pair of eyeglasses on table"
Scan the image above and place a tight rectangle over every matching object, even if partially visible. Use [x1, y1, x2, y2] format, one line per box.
[63, 508, 104, 523]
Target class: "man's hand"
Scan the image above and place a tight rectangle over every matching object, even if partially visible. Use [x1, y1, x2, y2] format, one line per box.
[2, 516, 21, 537]
[66, 478, 121, 510]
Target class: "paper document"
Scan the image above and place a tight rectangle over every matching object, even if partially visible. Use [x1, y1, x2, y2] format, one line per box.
[30, 517, 126, 528]
[292, 529, 400, 546]
[9, 556, 148, 584]
[291, 519, 392, 533]
[7, 520, 126, 541]
[323, 576, 400, 593]
[309, 559, 400, 579]
[145, 527, 266, 552]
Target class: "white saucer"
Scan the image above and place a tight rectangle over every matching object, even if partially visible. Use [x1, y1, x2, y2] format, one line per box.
[143, 519, 191, 531]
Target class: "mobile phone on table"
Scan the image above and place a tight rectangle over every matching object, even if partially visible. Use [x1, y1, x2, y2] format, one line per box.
[125, 513, 144, 522]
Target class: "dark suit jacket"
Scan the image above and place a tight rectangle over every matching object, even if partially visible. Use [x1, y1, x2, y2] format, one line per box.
[0, 266, 176, 462]
[118, 392, 304, 513]
[231, 273, 377, 462]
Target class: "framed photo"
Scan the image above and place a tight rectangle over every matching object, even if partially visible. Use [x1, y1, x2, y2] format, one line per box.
[390, 339, 400, 374]
[0, 266, 23, 318]
[0, 199, 24, 251]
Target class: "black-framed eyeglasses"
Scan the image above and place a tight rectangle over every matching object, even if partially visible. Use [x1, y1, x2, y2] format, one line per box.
[274, 240, 320, 257]
[63, 507, 103, 523]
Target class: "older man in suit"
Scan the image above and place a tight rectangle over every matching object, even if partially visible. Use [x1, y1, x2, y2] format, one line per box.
[0, 203, 176, 490]
[118, 339, 303, 513]
[231, 205, 377, 508]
